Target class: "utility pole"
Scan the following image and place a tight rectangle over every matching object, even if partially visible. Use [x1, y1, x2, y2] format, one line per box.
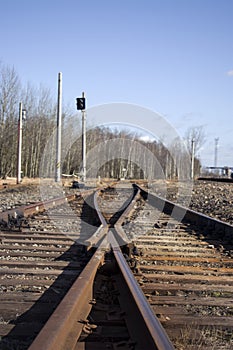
[191, 138, 195, 180]
[55, 72, 62, 182]
[17, 102, 26, 184]
[214, 137, 219, 168]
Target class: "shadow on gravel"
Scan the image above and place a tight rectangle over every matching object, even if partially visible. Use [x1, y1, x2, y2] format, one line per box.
[77, 193, 101, 244]
[145, 189, 233, 255]
[182, 220, 233, 256]
[0, 246, 91, 350]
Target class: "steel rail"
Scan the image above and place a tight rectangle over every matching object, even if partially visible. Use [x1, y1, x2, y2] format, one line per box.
[114, 184, 141, 227]
[104, 184, 174, 349]
[0, 188, 95, 224]
[93, 190, 108, 227]
[135, 184, 233, 238]
[84, 190, 109, 249]
[28, 190, 109, 349]
[97, 184, 175, 349]
[108, 231, 175, 350]
[112, 184, 141, 246]
[28, 237, 108, 350]
[130, 183, 233, 347]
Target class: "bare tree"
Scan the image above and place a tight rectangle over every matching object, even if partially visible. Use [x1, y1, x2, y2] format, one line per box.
[0, 60, 207, 182]
[184, 126, 206, 154]
[0, 63, 21, 177]
[21, 83, 57, 177]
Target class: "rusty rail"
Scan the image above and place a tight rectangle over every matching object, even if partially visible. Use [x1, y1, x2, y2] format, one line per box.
[97, 184, 175, 349]
[28, 238, 107, 350]
[135, 184, 233, 238]
[84, 190, 109, 249]
[27, 184, 176, 350]
[0, 188, 95, 223]
[108, 233, 175, 350]
[113, 184, 141, 246]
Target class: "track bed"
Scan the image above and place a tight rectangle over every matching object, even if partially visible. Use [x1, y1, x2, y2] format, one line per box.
[1, 181, 233, 349]
[123, 186, 233, 349]
[0, 191, 98, 349]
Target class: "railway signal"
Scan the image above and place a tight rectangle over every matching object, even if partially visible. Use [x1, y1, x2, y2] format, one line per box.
[76, 92, 86, 181]
[76, 97, 86, 110]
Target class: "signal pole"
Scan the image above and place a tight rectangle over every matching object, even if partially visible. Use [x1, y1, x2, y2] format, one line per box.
[17, 102, 26, 184]
[81, 92, 86, 182]
[76, 92, 86, 182]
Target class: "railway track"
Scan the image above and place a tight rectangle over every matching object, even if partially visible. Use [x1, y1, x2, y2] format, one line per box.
[26, 183, 173, 350]
[124, 185, 233, 349]
[0, 189, 100, 350]
[0, 181, 233, 349]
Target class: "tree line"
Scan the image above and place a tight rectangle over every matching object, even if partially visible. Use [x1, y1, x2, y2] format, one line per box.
[0, 62, 202, 180]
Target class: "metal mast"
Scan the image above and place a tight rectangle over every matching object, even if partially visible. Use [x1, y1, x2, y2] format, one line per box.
[214, 137, 219, 168]
[191, 138, 195, 180]
[81, 91, 86, 182]
[55, 72, 62, 182]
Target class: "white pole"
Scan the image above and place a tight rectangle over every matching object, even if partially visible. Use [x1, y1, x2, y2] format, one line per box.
[214, 138, 219, 168]
[55, 72, 62, 182]
[191, 138, 195, 180]
[81, 91, 86, 182]
[17, 102, 23, 184]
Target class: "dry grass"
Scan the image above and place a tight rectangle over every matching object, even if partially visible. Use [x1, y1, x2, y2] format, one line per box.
[172, 324, 233, 350]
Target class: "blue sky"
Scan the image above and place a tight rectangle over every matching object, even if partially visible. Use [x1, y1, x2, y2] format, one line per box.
[1, 0, 233, 167]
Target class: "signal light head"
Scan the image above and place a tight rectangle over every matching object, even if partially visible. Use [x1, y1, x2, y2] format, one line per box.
[76, 97, 86, 110]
